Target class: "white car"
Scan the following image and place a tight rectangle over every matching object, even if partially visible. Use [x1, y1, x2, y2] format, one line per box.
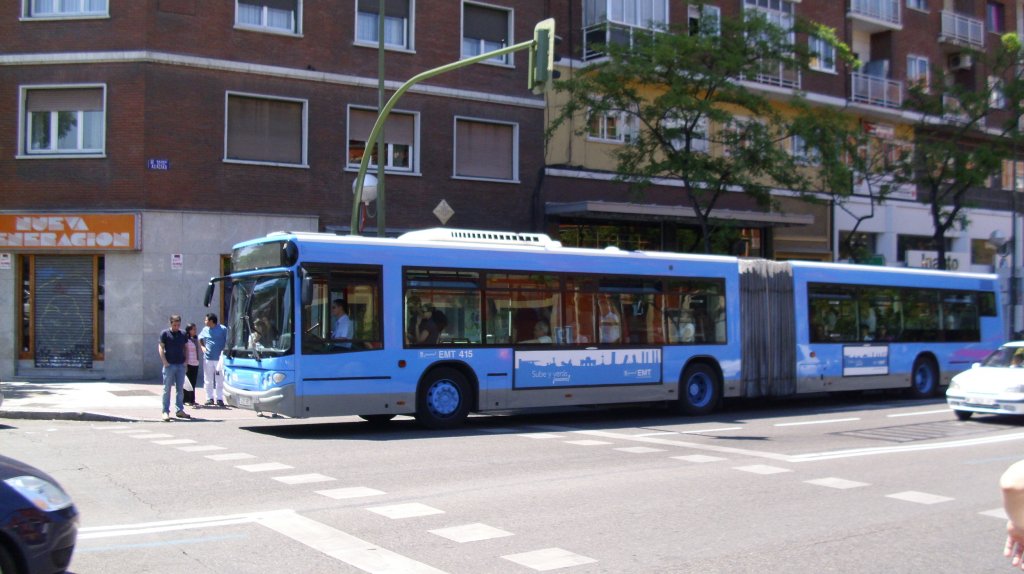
[947, 341, 1024, 420]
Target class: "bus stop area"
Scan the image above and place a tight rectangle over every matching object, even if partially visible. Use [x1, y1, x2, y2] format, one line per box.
[0, 380, 261, 423]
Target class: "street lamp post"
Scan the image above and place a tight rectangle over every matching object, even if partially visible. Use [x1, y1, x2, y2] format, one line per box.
[350, 35, 543, 234]
[375, 0, 386, 237]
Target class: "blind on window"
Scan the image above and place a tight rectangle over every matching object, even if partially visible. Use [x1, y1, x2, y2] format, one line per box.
[26, 88, 103, 112]
[358, 0, 409, 17]
[227, 96, 303, 164]
[464, 4, 507, 42]
[456, 120, 513, 180]
[240, 0, 296, 11]
[349, 109, 414, 145]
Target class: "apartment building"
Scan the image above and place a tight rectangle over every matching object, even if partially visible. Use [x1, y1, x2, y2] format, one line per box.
[1, 0, 1021, 379]
[541, 0, 1021, 276]
[0, 0, 546, 379]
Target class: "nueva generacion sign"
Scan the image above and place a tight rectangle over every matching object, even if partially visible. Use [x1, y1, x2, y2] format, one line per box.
[0, 213, 140, 250]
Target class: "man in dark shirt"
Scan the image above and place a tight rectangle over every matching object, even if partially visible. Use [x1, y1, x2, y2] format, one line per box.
[158, 314, 191, 421]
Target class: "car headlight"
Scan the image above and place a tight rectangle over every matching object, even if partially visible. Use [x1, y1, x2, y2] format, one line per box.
[947, 381, 960, 393]
[4, 476, 74, 512]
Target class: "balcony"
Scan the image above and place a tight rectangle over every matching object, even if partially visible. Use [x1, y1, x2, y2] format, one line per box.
[851, 72, 903, 108]
[939, 10, 984, 49]
[848, 0, 901, 31]
[752, 61, 801, 90]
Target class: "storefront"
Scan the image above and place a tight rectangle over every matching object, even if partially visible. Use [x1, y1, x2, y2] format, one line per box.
[0, 211, 317, 380]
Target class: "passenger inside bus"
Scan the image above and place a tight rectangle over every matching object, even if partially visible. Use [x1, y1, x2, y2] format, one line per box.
[518, 320, 553, 344]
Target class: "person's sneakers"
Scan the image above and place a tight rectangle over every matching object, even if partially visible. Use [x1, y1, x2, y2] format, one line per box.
[162, 412, 171, 422]
[216, 400, 226, 408]
[204, 399, 215, 406]
[175, 410, 191, 419]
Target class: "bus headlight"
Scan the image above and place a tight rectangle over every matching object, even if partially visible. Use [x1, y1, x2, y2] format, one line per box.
[261, 372, 288, 389]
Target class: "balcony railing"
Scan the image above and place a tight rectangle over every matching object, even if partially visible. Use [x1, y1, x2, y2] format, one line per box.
[940, 10, 984, 48]
[851, 72, 903, 108]
[849, 0, 900, 27]
[752, 61, 801, 90]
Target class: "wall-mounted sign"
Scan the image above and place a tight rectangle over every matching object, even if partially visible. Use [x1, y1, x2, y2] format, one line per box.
[171, 253, 183, 270]
[0, 253, 9, 270]
[147, 159, 170, 170]
[905, 250, 968, 270]
[0, 213, 141, 251]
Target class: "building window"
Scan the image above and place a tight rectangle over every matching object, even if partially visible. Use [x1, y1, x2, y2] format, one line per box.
[989, 76, 1006, 109]
[987, 2, 1005, 33]
[462, 2, 512, 65]
[22, 86, 105, 156]
[688, 4, 720, 36]
[808, 36, 836, 73]
[588, 110, 635, 143]
[664, 116, 709, 154]
[24, 0, 107, 18]
[907, 55, 929, 89]
[907, 0, 927, 11]
[236, 0, 301, 35]
[225, 93, 307, 166]
[347, 107, 417, 172]
[454, 117, 517, 182]
[790, 134, 820, 165]
[355, 0, 412, 50]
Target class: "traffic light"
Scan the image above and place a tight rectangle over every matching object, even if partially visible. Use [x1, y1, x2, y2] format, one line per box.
[528, 18, 560, 94]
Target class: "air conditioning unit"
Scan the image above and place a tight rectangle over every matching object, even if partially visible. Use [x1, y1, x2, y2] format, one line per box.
[948, 53, 974, 71]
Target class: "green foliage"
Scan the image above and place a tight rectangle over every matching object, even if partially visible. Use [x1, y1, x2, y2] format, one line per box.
[548, 11, 849, 253]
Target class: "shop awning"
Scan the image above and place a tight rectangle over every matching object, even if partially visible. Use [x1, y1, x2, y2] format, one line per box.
[545, 201, 814, 227]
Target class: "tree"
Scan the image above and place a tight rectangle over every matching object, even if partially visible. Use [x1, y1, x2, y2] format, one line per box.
[548, 11, 840, 253]
[787, 102, 903, 262]
[894, 34, 1024, 269]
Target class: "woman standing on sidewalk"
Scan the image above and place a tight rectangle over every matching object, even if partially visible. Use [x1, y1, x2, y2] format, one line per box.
[183, 323, 200, 407]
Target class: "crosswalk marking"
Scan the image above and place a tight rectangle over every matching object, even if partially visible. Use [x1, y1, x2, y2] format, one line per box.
[367, 503, 444, 519]
[886, 491, 954, 505]
[429, 523, 513, 543]
[502, 547, 597, 571]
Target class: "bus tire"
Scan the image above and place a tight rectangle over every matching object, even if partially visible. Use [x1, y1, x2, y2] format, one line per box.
[908, 356, 939, 398]
[953, 410, 973, 421]
[676, 363, 720, 416]
[416, 367, 471, 429]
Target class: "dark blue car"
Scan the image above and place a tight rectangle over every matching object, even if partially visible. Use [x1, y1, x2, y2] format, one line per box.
[0, 454, 78, 574]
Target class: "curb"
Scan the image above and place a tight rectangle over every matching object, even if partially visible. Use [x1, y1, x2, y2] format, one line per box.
[0, 410, 141, 423]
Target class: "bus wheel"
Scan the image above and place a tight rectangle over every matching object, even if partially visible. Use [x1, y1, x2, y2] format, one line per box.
[677, 363, 720, 416]
[954, 410, 973, 421]
[908, 357, 939, 398]
[416, 368, 471, 429]
[358, 414, 396, 425]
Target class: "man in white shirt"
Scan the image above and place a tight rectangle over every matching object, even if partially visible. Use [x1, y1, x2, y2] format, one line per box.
[331, 299, 353, 348]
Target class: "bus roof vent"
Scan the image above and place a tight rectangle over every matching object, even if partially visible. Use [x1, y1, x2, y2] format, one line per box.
[398, 228, 559, 247]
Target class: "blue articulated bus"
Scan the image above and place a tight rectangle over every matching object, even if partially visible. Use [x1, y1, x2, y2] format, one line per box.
[204, 228, 1002, 428]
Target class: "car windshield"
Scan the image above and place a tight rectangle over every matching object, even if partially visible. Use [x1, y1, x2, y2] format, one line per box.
[982, 346, 1024, 368]
[227, 273, 293, 358]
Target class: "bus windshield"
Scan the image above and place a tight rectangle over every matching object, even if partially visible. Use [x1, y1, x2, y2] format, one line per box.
[227, 273, 293, 357]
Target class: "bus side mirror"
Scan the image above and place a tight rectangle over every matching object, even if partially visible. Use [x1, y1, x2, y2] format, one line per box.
[203, 281, 215, 308]
[301, 268, 312, 307]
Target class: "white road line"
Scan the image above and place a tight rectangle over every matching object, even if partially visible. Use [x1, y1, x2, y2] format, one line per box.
[258, 510, 450, 574]
[316, 486, 386, 500]
[206, 452, 256, 461]
[774, 417, 860, 427]
[886, 491, 954, 505]
[367, 503, 444, 519]
[429, 523, 513, 543]
[678, 427, 743, 434]
[573, 429, 793, 461]
[790, 431, 1024, 462]
[236, 462, 293, 473]
[178, 445, 226, 453]
[614, 447, 666, 454]
[152, 439, 196, 446]
[735, 464, 792, 475]
[502, 547, 597, 571]
[887, 409, 952, 418]
[272, 473, 336, 485]
[981, 508, 1008, 519]
[82, 510, 452, 573]
[804, 477, 870, 489]
[671, 455, 727, 463]
[79, 513, 258, 539]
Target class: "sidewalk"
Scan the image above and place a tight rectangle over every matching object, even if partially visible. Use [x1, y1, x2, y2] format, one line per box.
[0, 379, 265, 423]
